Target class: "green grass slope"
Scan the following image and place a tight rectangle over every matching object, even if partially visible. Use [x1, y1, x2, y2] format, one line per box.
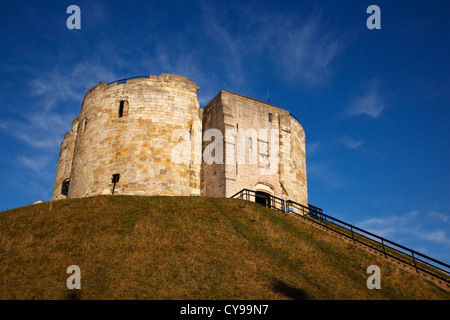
[0, 196, 448, 300]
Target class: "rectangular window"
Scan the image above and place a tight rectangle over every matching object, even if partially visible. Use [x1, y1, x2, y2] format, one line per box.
[268, 113, 272, 122]
[236, 123, 239, 132]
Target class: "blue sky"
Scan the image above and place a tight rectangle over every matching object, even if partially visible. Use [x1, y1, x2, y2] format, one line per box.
[0, 1, 449, 263]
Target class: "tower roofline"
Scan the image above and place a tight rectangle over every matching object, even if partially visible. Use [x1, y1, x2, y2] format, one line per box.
[206, 90, 302, 126]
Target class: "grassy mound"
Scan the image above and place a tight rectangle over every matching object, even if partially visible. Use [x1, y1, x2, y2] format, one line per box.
[0, 196, 448, 299]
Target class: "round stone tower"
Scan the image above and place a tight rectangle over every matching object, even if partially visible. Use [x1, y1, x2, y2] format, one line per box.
[63, 74, 202, 199]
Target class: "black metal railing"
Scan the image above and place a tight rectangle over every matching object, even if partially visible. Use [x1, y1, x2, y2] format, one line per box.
[230, 189, 450, 286]
[230, 189, 286, 212]
[107, 76, 149, 85]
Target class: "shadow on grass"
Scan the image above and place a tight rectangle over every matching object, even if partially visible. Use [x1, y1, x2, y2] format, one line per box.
[65, 290, 82, 300]
[271, 280, 309, 300]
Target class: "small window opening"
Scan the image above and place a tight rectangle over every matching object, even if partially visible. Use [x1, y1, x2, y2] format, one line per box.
[112, 174, 120, 195]
[236, 161, 238, 175]
[268, 113, 272, 122]
[61, 178, 70, 196]
[189, 125, 192, 141]
[84, 118, 87, 133]
[118, 101, 125, 118]
[249, 137, 253, 151]
[236, 123, 239, 132]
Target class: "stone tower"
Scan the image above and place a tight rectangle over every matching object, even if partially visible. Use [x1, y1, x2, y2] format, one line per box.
[52, 74, 202, 200]
[52, 74, 308, 207]
[201, 91, 307, 206]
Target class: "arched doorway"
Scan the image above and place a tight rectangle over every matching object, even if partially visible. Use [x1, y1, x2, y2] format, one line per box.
[253, 183, 275, 208]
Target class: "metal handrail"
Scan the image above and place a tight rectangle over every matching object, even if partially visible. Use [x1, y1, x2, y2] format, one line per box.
[230, 189, 450, 285]
[107, 76, 149, 85]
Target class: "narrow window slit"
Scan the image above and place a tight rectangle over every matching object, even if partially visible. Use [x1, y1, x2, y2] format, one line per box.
[119, 101, 125, 118]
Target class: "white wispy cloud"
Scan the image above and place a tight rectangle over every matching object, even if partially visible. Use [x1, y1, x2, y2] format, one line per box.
[18, 155, 51, 172]
[140, 43, 217, 106]
[0, 57, 120, 150]
[429, 211, 449, 222]
[81, 1, 109, 27]
[30, 61, 117, 111]
[337, 136, 364, 149]
[357, 209, 450, 259]
[275, 11, 343, 84]
[198, 2, 345, 86]
[0, 111, 76, 149]
[420, 231, 449, 244]
[307, 161, 345, 189]
[200, 2, 244, 84]
[306, 141, 321, 157]
[348, 81, 385, 118]
[358, 216, 405, 238]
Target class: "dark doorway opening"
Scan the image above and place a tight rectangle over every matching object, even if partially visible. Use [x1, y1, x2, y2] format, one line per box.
[255, 191, 271, 208]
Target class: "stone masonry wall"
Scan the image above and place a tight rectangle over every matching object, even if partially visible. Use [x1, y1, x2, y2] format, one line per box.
[210, 91, 308, 206]
[279, 115, 308, 206]
[63, 74, 202, 199]
[52, 117, 79, 200]
[201, 93, 226, 197]
[52, 74, 307, 206]
[220, 91, 286, 199]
